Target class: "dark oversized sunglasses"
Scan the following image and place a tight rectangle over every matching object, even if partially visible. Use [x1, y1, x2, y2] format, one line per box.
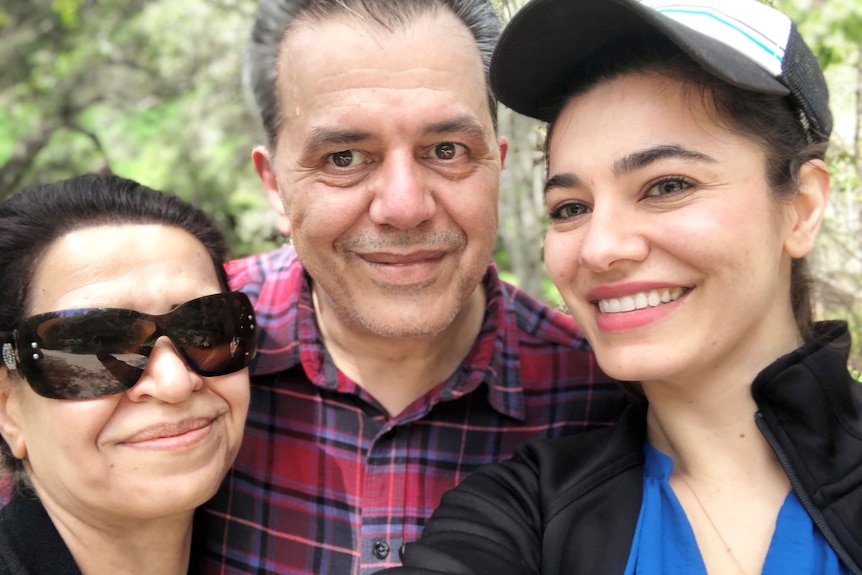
[1, 292, 257, 400]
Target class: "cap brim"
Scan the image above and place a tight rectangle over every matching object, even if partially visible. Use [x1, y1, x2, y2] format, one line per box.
[491, 0, 789, 121]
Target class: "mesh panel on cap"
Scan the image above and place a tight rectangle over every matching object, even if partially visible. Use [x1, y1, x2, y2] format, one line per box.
[779, 25, 832, 141]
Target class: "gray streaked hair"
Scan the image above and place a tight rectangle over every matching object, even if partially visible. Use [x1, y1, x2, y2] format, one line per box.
[245, 0, 502, 149]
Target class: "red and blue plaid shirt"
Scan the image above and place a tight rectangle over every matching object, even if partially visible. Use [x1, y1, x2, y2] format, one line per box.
[197, 246, 628, 575]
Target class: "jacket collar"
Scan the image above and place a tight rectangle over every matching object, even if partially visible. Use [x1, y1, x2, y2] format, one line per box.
[751, 321, 862, 572]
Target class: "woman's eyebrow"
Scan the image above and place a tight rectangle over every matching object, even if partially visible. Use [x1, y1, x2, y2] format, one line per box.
[544, 172, 580, 195]
[544, 144, 717, 195]
[613, 144, 716, 177]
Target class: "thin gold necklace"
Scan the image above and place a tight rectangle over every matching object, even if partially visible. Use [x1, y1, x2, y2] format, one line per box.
[676, 472, 750, 575]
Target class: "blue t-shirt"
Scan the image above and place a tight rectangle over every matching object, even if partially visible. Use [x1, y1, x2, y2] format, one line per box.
[623, 442, 849, 575]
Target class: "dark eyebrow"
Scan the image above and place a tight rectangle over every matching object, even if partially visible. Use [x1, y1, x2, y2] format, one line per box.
[613, 145, 716, 177]
[422, 115, 488, 140]
[544, 172, 580, 196]
[544, 145, 716, 196]
[303, 127, 373, 157]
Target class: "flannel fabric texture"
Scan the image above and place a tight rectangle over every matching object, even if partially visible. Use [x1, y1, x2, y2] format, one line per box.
[198, 245, 628, 575]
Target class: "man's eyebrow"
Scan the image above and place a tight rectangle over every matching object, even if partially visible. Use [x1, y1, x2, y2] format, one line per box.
[613, 145, 716, 177]
[422, 115, 488, 139]
[303, 127, 373, 155]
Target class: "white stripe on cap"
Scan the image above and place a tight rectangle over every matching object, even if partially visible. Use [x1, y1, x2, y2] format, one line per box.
[641, 0, 792, 77]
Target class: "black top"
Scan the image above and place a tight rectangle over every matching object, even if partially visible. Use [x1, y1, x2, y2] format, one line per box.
[0, 489, 81, 575]
[383, 321, 862, 575]
[0, 488, 204, 575]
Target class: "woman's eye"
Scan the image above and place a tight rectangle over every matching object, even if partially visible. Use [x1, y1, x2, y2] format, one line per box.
[548, 202, 589, 221]
[328, 150, 366, 169]
[646, 177, 692, 197]
[432, 142, 466, 161]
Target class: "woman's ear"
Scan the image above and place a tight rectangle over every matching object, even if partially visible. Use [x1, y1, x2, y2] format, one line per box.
[784, 159, 830, 259]
[0, 365, 28, 460]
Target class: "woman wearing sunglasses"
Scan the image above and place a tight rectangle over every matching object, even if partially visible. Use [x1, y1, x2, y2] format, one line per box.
[383, 0, 862, 574]
[0, 173, 256, 574]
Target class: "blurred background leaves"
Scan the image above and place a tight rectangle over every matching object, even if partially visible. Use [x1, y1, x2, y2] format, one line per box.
[1, 0, 859, 368]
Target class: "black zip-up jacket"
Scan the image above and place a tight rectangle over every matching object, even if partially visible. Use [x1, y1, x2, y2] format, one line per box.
[382, 321, 862, 575]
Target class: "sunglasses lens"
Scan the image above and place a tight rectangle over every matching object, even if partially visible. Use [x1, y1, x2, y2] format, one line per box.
[166, 293, 257, 377]
[16, 310, 152, 399]
[15, 293, 256, 400]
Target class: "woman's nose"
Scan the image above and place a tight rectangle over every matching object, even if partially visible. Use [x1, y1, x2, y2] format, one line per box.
[578, 203, 650, 272]
[124, 336, 203, 403]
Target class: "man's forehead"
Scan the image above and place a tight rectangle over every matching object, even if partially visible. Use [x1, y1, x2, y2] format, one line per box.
[273, 9, 491, 135]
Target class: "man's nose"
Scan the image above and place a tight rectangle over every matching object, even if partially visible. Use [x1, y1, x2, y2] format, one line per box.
[368, 153, 437, 229]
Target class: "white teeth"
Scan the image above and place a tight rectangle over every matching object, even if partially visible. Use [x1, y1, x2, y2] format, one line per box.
[598, 287, 684, 314]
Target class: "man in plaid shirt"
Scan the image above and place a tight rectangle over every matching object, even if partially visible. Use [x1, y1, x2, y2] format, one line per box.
[197, 1, 629, 573]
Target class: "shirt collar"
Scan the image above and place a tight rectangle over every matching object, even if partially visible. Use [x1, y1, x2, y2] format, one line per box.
[249, 255, 525, 420]
[432, 264, 526, 420]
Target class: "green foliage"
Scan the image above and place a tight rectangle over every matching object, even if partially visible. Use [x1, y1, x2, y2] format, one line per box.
[0, 110, 17, 159]
[0, 0, 277, 258]
[0, 0, 859, 370]
[52, 0, 83, 28]
[781, 0, 862, 73]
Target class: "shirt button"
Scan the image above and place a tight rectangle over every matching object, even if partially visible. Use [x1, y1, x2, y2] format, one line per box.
[373, 540, 391, 559]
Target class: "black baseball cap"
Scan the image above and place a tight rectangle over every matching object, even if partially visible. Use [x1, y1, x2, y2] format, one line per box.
[490, 0, 832, 141]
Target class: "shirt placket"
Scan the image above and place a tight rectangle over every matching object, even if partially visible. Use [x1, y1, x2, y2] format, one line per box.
[360, 423, 405, 575]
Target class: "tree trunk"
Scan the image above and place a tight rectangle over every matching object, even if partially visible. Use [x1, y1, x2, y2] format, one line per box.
[497, 105, 549, 301]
